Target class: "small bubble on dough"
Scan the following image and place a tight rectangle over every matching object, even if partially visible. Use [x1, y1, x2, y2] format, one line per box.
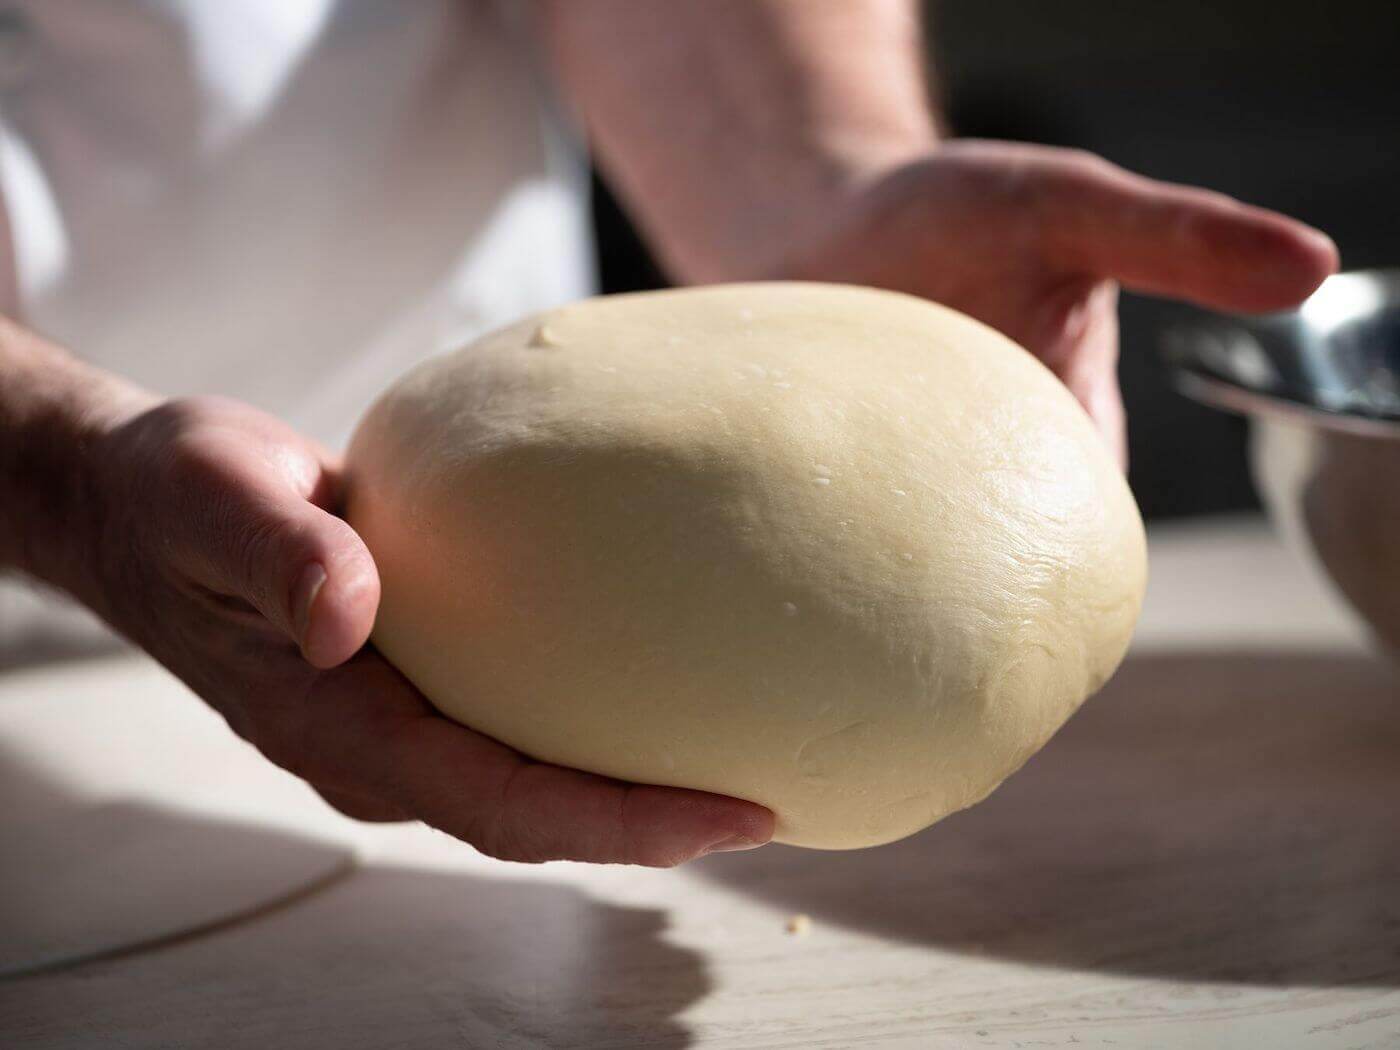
[528, 324, 563, 349]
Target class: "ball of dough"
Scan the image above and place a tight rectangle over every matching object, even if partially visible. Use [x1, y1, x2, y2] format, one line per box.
[346, 283, 1146, 849]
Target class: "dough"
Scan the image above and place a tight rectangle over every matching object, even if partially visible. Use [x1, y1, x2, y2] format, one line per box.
[346, 283, 1146, 849]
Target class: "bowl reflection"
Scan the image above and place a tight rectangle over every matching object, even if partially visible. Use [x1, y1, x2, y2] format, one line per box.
[1165, 269, 1400, 654]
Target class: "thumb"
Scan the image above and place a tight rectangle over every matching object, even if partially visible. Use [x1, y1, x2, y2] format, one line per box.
[182, 473, 381, 669]
[269, 503, 381, 669]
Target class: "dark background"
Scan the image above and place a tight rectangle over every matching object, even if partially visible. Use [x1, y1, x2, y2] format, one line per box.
[589, 0, 1400, 520]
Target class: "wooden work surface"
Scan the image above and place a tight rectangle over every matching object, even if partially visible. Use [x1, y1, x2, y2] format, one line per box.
[2, 517, 1398, 1049]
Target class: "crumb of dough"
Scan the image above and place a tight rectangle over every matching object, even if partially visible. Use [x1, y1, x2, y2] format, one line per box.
[785, 913, 812, 936]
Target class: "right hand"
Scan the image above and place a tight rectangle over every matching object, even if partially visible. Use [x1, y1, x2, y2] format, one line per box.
[79, 394, 773, 865]
[771, 141, 1338, 466]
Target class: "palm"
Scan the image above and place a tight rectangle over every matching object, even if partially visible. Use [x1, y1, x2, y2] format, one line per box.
[783, 141, 1337, 463]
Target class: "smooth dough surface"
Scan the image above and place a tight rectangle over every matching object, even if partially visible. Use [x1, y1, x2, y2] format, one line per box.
[346, 283, 1146, 849]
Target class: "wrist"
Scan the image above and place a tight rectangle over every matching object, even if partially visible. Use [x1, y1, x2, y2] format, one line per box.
[663, 133, 938, 286]
[0, 319, 157, 603]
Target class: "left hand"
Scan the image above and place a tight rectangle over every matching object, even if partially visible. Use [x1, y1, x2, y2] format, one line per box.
[777, 140, 1339, 463]
[68, 392, 772, 866]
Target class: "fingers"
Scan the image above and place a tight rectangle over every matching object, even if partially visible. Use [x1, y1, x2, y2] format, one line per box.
[216, 495, 379, 668]
[1033, 149, 1339, 312]
[1019, 276, 1127, 467]
[262, 504, 380, 669]
[1082, 366, 1128, 472]
[294, 653, 775, 866]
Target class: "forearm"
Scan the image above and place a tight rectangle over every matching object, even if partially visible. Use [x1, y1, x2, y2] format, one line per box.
[0, 319, 154, 596]
[540, 0, 939, 282]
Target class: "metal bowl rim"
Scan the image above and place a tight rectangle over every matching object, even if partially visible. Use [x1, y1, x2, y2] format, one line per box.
[1172, 371, 1400, 440]
[1167, 265, 1400, 438]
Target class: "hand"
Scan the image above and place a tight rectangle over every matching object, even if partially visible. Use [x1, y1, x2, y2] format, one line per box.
[778, 140, 1340, 463]
[84, 396, 772, 864]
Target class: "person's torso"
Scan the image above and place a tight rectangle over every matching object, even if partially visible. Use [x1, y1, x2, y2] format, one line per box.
[0, 0, 594, 657]
[0, 0, 594, 448]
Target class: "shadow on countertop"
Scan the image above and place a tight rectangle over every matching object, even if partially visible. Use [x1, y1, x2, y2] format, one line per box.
[5, 863, 707, 1050]
[0, 745, 708, 1050]
[694, 648, 1400, 989]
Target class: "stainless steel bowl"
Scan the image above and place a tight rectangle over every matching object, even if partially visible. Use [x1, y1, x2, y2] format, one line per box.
[1164, 269, 1400, 652]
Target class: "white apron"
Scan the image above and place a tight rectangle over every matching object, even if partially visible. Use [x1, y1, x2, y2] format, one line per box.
[0, 0, 595, 658]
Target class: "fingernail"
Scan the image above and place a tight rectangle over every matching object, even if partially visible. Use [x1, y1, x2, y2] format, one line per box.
[292, 562, 327, 642]
[707, 834, 765, 854]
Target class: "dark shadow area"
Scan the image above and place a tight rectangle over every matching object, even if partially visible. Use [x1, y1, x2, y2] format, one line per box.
[0, 743, 353, 981]
[695, 648, 1400, 988]
[928, 0, 1400, 520]
[0, 631, 126, 674]
[0, 746, 706, 1049]
[0, 579, 127, 673]
[4, 866, 706, 1050]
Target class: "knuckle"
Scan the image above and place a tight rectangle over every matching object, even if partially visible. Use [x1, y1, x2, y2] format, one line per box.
[318, 513, 361, 559]
[1063, 146, 1108, 171]
[140, 399, 223, 472]
[106, 401, 202, 500]
[163, 431, 216, 488]
[465, 764, 550, 864]
[471, 830, 544, 865]
[1044, 147, 1114, 186]
[153, 424, 248, 539]
[631, 841, 687, 869]
[246, 512, 330, 584]
[313, 785, 403, 823]
[620, 790, 689, 869]
[230, 511, 326, 623]
[1040, 150, 1112, 205]
[606, 831, 687, 867]
[459, 806, 538, 863]
[232, 512, 292, 591]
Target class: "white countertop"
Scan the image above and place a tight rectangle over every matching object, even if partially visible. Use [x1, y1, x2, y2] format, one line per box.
[2, 516, 1398, 1049]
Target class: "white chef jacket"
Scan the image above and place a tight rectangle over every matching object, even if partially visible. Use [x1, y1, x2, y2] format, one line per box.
[0, 0, 596, 658]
